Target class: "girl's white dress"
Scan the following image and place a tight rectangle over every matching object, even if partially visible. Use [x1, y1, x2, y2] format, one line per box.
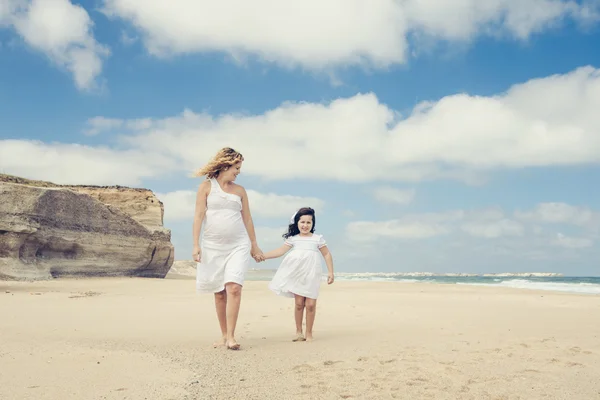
[268, 234, 327, 300]
[196, 178, 251, 293]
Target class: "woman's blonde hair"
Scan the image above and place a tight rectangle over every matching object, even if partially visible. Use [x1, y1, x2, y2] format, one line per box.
[194, 147, 244, 179]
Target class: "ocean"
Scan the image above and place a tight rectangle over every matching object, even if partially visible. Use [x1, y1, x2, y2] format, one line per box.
[245, 269, 600, 295]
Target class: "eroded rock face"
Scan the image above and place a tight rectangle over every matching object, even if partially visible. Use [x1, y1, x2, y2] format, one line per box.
[0, 174, 174, 280]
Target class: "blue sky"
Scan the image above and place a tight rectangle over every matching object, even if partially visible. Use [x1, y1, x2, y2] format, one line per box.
[1, 0, 600, 276]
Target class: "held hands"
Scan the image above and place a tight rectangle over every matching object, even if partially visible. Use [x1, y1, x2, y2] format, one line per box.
[251, 245, 265, 263]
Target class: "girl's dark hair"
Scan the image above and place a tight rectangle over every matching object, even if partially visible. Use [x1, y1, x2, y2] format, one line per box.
[283, 207, 316, 239]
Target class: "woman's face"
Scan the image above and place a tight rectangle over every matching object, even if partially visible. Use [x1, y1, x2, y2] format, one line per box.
[223, 161, 242, 181]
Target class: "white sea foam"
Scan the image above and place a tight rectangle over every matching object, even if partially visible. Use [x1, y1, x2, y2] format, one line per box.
[457, 279, 600, 295]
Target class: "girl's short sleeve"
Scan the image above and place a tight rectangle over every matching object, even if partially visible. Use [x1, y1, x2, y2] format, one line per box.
[284, 236, 294, 247]
[317, 235, 327, 248]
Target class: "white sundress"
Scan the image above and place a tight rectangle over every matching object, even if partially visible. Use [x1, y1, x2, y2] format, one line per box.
[196, 178, 251, 293]
[268, 234, 327, 300]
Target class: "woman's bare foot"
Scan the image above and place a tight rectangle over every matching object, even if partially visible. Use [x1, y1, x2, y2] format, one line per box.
[226, 338, 241, 350]
[292, 332, 306, 342]
[305, 334, 314, 342]
[213, 336, 227, 348]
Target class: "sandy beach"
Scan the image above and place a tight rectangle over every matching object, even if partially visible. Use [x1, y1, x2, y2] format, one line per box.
[1, 277, 599, 400]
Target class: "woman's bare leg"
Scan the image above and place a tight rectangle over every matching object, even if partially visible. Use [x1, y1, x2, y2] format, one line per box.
[293, 295, 306, 341]
[305, 298, 317, 341]
[224, 282, 243, 349]
[213, 290, 227, 347]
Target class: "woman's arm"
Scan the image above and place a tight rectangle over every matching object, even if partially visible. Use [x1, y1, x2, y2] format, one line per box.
[192, 180, 210, 261]
[239, 186, 263, 258]
[263, 244, 292, 260]
[319, 246, 334, 284]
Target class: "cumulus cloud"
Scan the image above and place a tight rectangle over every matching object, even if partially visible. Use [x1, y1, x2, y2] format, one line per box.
[103, 66, 600, 183]
[372, 186, 416, 205]
[0, 0, 109, 90]
[461, 219, 525, 238]
[0, 139, 173, 186]
[348, 220, 450, 241]
[2, 66, 600, 185]
[100, 0, 599, 71]
[156, 189, 325, 222]
[515, 202, 600, 230]
[554, 233, 594, 249]
[345, 203, 596, 252]
[84, 117, 124, 136]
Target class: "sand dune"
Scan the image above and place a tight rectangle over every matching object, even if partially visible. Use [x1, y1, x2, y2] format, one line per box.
[1, 279, 599, 399]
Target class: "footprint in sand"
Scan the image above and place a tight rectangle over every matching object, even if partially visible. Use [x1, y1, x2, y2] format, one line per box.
[292, 364, 315, 372]
[69, 291, 102, 299]
[439, 361, 455, 366]
[323, 360, 343, 366]
[567, 361, 584, 367]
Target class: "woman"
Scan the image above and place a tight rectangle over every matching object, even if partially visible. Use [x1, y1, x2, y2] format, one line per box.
[192, 147, 264, 350]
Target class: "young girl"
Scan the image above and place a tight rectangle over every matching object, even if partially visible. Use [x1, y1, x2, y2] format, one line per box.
[262, 207, 334, 342]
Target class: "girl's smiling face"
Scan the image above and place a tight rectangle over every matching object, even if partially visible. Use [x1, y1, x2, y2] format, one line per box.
[298, 215, 313, 235]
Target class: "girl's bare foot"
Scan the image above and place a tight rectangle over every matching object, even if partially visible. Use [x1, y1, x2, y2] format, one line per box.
[226, 338, 241, 350]
[292, 332, 306, 342]
[213, 337, 227, 348]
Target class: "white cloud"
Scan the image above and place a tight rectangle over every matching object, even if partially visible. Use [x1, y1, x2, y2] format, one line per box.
[100, 0, 598, 72]
[344, 202, 600, 267]
[347, 207, 531, 242]
[3, 66, 600, 185]
[247, 191, 325, 218]
[515, 202, 600, 229]
[94, 66, 600, 183]
[347, 220, 450, 241]
[120, 30, 137, 46]
[0, 0, 109, 90]
[372, 186, 415, 205]
[554, 233, 594, 249]
[254, 226, 288, 251]
[84, 117, 124, 136]
[405, 0, 599, 41]
[156, 189, 325, 223]
[0, 139, 173, 186]
[461, 219, 525, 238]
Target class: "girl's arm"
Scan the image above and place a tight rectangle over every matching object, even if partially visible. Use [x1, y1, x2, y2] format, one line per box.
[263, 244, 292, 260]
[239, 186, 263, 259]
[319, 246, 334, 284]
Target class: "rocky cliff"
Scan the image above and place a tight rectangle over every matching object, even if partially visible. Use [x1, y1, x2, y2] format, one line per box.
[0, 174, 174, 280]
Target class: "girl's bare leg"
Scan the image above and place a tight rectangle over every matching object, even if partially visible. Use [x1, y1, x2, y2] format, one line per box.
[305, 298, 317, 341]
[213, 290, 227, 347]
[293, 295, 306, 341]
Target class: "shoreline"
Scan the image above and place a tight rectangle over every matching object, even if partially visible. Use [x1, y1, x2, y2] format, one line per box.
[4, 274, 599, 296]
